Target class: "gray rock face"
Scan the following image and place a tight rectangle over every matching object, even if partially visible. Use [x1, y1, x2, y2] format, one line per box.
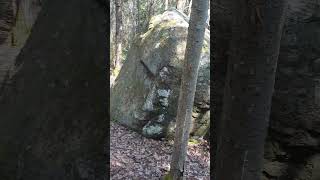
[262, 2, 320, 178]
[214, 0, 320, 179]
[110, 9, 210, 139]
[269, 0, 320, 149]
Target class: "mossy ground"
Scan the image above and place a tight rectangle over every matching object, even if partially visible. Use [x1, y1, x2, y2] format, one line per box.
[162, 173, 174, 180]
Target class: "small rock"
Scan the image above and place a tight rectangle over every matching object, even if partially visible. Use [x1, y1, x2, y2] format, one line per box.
[142, 122, 164, 138]
[157, 89, 171, 98]
[263, 160, 288, 178]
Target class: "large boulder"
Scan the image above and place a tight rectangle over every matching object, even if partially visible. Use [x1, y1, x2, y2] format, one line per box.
[110, 9, 210, 139]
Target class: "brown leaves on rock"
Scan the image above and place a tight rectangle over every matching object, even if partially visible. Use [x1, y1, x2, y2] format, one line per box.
[110, 122, 210, 179]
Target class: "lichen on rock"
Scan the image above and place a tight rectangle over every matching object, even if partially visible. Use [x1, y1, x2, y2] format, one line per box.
[142, 122, 164, 138]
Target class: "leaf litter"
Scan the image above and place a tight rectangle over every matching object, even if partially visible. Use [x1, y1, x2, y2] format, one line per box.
[110, 122, 210, 179]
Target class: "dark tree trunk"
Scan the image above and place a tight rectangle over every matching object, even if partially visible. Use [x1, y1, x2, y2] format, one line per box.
[0, 0, 108, 179]
[214, 0, 288, 179]
[168, 0, 208, 179]
[147, 0, 154, 22]
[211, 0, 233, 177]
[0, 0, 14, 44]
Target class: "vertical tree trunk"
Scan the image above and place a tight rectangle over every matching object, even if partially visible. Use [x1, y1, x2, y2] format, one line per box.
[168, 0, 175, 8]
[11, 0, 42, 47]
[187, 0, 192, 17]
[215, 0, 288, 179]
[148, 0, 154, 21]
[10, 0, 18, 46]
[0, 0, 14, 44]
[114, 0, 122, 69]
[146, 0, 155, 32]
[20, 0, 39, 31]
[165, 0, 169, 10]
[206, 0, 210, 28]
[136, 0, 140, 33]
[176, 0, 185, 11]
[0, 0, 107, 179]
[211, 0, 233, 178]
[131, 0, 136, 37]
[168, 0, 208, 179]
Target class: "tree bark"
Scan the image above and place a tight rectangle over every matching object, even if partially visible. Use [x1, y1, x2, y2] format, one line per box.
[136, 0, 140, 33]
[114, 0, 122, 69]
[148, 0, 154, 22]
[176, 0, 186, 11]
[214, 0, 288, 179]
[165, 0, 169, 10]
[20, 0, 40, 31]
[168, 0, 208, 179]
[187, 0, 192, 17]
[0, 0, 108, 179]
[10, 0, 42, 47]
[168, 0, 175, 8]
[0, 0, 15, 44]
[211, 0, 233, 178]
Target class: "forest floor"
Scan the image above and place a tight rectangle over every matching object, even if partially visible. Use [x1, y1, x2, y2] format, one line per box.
[110, 122, 210, 180]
